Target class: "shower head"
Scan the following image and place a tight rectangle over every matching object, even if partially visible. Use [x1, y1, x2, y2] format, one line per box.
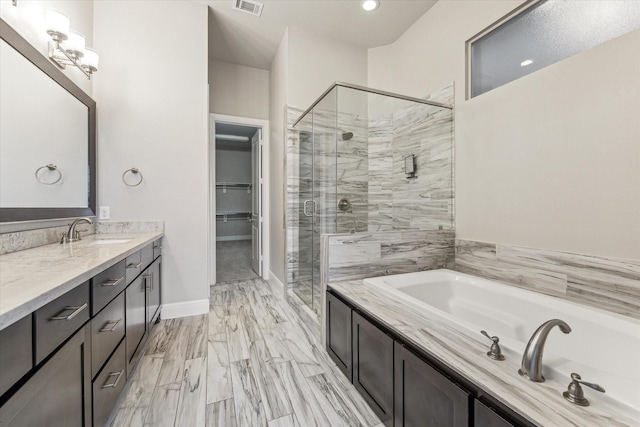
[342, 132, 354, 141]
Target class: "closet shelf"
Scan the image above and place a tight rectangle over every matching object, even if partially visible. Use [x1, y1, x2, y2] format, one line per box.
[216, 182, 252, 193]
[216, 211, 252, 222]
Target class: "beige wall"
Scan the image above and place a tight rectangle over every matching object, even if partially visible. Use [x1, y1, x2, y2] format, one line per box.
[287, 27, 368, 109]
[94, 1, 210, 311]
[368, 1, 640, 260]
[0, 0, 94, 95]
[268, 30, 288, 283]
[209, 59, 269, 120]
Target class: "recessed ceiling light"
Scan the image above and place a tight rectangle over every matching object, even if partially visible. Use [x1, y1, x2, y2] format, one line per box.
[362, 0, 379, 12]
[520, 59, 534, 67]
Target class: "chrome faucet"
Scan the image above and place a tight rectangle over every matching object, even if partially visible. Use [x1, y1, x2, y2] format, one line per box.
[61, 217, 93, 243]
[519, 319, 571, 382]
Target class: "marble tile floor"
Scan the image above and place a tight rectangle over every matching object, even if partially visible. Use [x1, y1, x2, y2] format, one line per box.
[109, 278, 381, 427]
[216, 240, 260, 283]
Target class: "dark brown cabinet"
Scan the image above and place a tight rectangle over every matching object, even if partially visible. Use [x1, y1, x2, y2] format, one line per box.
[352, 311, 394, 427]
[475, 399, 516, 427]
[0, 315, 32, 397]
[326, 289, 532, 427]
[147, 256, 161, 328]
[126, 274, 147, 375]
[394, 342, 470, 427]
[0, 325, 91, 427]
[326, 291, 352, 381]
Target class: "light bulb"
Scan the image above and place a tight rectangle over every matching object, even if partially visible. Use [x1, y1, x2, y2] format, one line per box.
[362, 0, 379, 12]
[46, 10, 69, 41]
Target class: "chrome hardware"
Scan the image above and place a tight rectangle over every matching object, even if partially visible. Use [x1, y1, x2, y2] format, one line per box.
[99, 319, 122, 332]
[303, 200, 315, 217]
[563, 373, 605, 406]
[101, 277, 124, 287]
[127, 261, 143, 269]
[49, 303, 88, 321]
[337, 198, 351, 212]
[35, 164, 62, 185]
[60, 217, 93, 243]
[480, 330, 505, 361]
[101, 369, 124, 389]
[122, 167, 143, 187]
[143, 273, 152, 290]
[519, 319, 571, 382]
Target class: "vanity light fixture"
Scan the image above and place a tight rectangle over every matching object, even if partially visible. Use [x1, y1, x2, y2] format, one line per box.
[362, 0, 379, 12]
[46, 9, 99, 79]
[520, 59, 534, 67]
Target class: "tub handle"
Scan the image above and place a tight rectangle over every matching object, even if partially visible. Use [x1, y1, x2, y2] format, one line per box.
[562, 373, 605, 406]
[480, 330, 505, 361]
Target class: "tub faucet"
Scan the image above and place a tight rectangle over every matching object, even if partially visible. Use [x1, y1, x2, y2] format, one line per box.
[61, 217, 93, 243]
[518, 319, 571, 382]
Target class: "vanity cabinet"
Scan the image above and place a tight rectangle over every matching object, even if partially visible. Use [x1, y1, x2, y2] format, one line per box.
[147, 256, 161, 328]
[0, 325, 91, 427]
[0, 316, 32, 397]
[352, 311, 394, 427]
[0, 237, 163, 427]
[126, 274, 147, 375]
[394, 342, 470, 427]
[474, 399, 516, 427]
[326, 291, 352, 381]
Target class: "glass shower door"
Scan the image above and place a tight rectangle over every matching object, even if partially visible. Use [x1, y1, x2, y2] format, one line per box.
[295, 88, 337, 315]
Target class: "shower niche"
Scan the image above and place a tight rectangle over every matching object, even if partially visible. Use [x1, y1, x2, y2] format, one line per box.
[287, 83, 454, 314]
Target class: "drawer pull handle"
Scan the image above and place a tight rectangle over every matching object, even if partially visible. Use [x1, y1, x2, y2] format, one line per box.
[101, 369, 124, 389]
[49, 303, 88, 321]
[127, 261, 143, 269]
[100, 318, 122, 332]
[101, 277, 124, 287]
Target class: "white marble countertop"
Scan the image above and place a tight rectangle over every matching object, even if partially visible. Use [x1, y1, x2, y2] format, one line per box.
[328, 280, 640, 427]
[0, 232, 163, 331]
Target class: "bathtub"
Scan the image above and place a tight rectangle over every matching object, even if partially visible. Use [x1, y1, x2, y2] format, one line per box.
[363, 269, 640, 411]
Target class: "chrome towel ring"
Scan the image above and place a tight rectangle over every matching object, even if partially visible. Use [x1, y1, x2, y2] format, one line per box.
[122, 167, 143, 187]
[35, 164, 62, 185]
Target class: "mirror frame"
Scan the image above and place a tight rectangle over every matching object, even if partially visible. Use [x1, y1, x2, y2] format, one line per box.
[0, 18, 96, 223]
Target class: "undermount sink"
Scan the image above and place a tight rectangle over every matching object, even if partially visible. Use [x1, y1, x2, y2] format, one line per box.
[91, 239, 131, 245]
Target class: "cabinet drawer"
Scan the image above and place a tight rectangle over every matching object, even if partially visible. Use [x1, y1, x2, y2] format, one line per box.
[91, 292, 125, 378]
[0, 316, 32, 397]
[153, 239, 162, 260]
[125, 251, 142, 285]
[141, 243, 154, 270]
[34, 282, 90, 365]
[92, 339, 126, 427]
[91, 260, 126, 315]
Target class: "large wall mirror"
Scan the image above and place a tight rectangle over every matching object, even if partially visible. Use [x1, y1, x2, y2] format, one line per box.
[0, 18, 96, 223]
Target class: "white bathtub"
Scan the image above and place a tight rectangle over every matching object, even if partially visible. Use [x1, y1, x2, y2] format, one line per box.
[364, 269, 640, 410]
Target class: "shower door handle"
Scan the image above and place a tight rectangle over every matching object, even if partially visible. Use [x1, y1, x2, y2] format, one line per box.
[303, 200, 315, 217]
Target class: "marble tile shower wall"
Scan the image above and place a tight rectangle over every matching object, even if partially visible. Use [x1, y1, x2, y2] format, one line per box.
[455, 239, 640, 320]
[368, 85, 454, 232]
[286, 107, 370, 288]
[321, 230, 455, 283]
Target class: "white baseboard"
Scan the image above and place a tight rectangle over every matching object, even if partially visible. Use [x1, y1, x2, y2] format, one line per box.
[216, 235, 251, 242]
[268, 270, 285, 293]
[161, 299, 209, 319]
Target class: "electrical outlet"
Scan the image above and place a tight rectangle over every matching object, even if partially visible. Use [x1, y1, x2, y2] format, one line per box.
[99, 206, 110, 220]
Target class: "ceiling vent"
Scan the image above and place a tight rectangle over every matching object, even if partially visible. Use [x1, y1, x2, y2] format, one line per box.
[233, 0, 264, 17]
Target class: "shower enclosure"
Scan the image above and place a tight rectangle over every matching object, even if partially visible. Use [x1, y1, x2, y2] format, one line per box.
[289, 82, 454, 314]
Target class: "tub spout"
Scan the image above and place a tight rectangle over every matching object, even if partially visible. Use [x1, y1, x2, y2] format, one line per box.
[519, 319, 571, 382]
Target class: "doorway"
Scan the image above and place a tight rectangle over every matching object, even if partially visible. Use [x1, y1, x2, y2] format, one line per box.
[209, 115, 269, 285]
